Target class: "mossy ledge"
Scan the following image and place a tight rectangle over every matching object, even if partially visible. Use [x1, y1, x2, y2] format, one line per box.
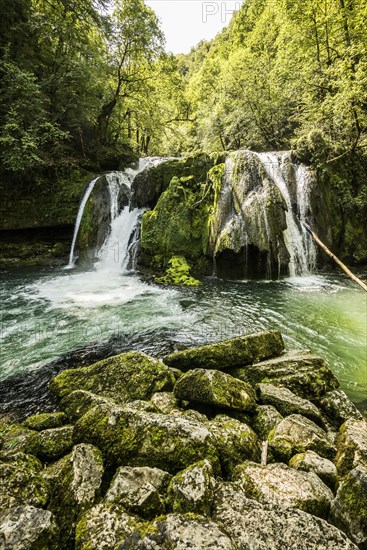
[0, 331, 364, 549]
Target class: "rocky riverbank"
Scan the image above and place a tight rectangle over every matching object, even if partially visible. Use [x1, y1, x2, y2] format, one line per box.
[0, 331, 366, 549]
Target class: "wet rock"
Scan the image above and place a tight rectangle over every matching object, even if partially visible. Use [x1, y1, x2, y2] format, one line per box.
[0, 505, 59, 550]
[105, 466, 171, 519]
[228, 350, 339, 399]
[269, 414, 335, 461]
[289, 450, 338, 488]
[22, 412, 68, 431]
[174, 368, 256, 412]
[0, 422, 36, 454]
[212, 482, 358, 550]
[335, 419, 367, 476]
[60, 390, 113, 422]
[28, 425, 74, 462]
[73, 403, 220, 474]
[0, 452, 49, 509]
[257, 383, 322, 424]
[252, 405, 283, 440]
[208, 415, 260, 475]
[163, 331, 284, 371]
[119, 513, 235, 549]
[49, 351, 175, 404]
[167, 459, 215, 515]
[150, 392, 179, 414]
[234, 461, 334, 518]
[320, 390, 363, 427]
[76, 503, 142, 550]
[330, 465, 367, 547]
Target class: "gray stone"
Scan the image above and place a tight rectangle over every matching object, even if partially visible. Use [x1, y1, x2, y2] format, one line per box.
[174, 368, 256, 412]
[269, 414, 335, 461]
[28, 425, 74, 462]
[234, 461, 334, 518]
[60, 390, 113, 422]
[257, 383, 322, 424]
[320, 390, 363, 427]
[167, 459, 215, 515]
[289, 450, 338, 488]
[335, 418, 367, 476]
[252, 405, 283, 440]
[0, 506, 58, 550]
[0, 423, 36, 454]
[22, 412, 68, 431]
[150, 392, 179, 414]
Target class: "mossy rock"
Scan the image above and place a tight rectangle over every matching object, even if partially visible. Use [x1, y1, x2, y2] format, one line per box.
[319, 390, 363, 428]
[252, 405, 283, 440]
[0, 422, 37, 454]
[23, 412, 68, 432]
[167, 459, 215, 516]
[0, 505, 59, 549]
[257, 383, 322, 425]
[334, 419, 367, 476]
[28, 425, 74, 462]
[289, 451, 337, 489]
[60, 390, 115, 422]
[155, 255, 200, 286]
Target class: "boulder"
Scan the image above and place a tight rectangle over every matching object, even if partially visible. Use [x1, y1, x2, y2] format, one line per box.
[167, 459, 215, 515]
[119, 513, 235, 549]
[335, 419, 367, 476]
[28, 425, 74, 462]
[0, 506, 59, 550]
[60, 390, 113, 422]
[233, 461, 334, 518]
[0, 423, 36, 454]
[22, 412, 68, 431]
[269, 414, 335, 461]
[73, 403, 220, 474]
[174, 369, 256, 412]
[105, 466, 171, 519]
[289, 450, 338, 488]
[257, 383, 322, 424]
[320, 390, 363, 427]
[212, 482, 358, 550]
[330, 465, 367, 547]
[0, 452, 49, 509]
[76, 503, 142, 550]
[150, 392, 179, 414]
[208, 415, 260, 475]
[252, 405, 283, 440]
[163, 331, 284, 371]
[228, 350, 339, 399]
[49, 351, 175, 404]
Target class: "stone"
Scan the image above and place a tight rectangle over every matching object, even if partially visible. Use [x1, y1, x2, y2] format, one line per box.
[0, 423, 36, 454]
[105, 466, 171, 519]
[269, 414, 335, 461]
[73, 403, 220, 474]
[208, 415, 261, 475]
[49, 351, 176, 404]
[163, 331, 284, 371]
[22, 412, 68, 431]
[167, 459, 215, 516]
[228, 350, 339, 399]
[330, 465, 367, 547]
[320, 390, 363, 427]
[118, 514, 235, 549]
[252, 405, 283, 440]
[150, 392, 180, 414]
[335, 419, 367, 476]
[0, 452, 49, 509]
[0, 506, 59, 550]
[76, 504, 142, 550]
[174, 368, 256, 412]
[212, 482, 358, 550]
[289, 450, 338, 488]
[234, 461, 334, 518]
[60, 390, 113, 422]
[257, 383, 322, 424]
[28, 425, 74, 462]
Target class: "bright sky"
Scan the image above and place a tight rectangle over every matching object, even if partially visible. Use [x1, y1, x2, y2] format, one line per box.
[146, 0, 244, 54]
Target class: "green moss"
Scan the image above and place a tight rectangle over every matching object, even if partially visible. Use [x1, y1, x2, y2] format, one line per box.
[155, 255, 200, 286]
[28, 425, 74, 462]
[23, 412, 68, 431]
[0, 422, 36, 454]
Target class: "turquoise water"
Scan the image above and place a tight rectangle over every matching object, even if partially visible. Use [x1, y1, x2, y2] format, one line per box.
[0, 266, 366, 404]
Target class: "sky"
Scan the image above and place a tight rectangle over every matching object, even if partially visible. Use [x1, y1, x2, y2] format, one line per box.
[145, 0, 244, 54]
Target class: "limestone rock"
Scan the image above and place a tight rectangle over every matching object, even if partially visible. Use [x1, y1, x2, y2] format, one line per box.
[163, 331, 284, 371]
[76, 503, 142, 550]
[234, 461, 334, 518]
[335, 418, 367, 476]
[0, 506, 59, 550]
[252, 405, 283, 440]
[150, 392, 179, 414]
[174, 368, 256, 412]
[60, 390, 113, 422]
[49, 351, 175, 404]
[105, 466, 171, 519]
[257, 383, 322, 424]
[0, 423, 36, 454]
[167, 459, 215, 515]
[28, 425, 74, 462]
[228, 350, 339, 399]
[330, 465, 367, 547]
[320, 390, 363, 427]
[22, 412, 68, 431]
[289, 450, 338, 488]
[269, 414, 335, 461]
[213, 482, 358, 550]
[73, 403, 219, 474]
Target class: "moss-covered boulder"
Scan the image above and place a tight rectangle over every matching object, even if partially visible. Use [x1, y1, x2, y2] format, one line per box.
[73, 403, 220, 474]
[60, 390, 114, 422]
[234, 461, 334, 518]
[0, 422, 37, 454]
[319, 390, 363, 428]
[167, 459, 215, 516]
[155, 255, 200, 286]
[105, 466, 171, 519]
[334, 419, 367, 476]
[163, 331, 284, 372]
[330, 465, 367, 547]
[49, 351, 175, 403]
[22, 412, 68, 432]
[150, 392, 180, 415]
[289, 451, 338, 489]
[252, 405, 283, 440]
[269, 414, 336, 461]
[174, 368, 256, 412]
[28, 425, 74, 462]
[0, 505, 59, 549]
[257, 383, 322, 424]
[228, 350, 339, 399]
[0, 452, 49, 509]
